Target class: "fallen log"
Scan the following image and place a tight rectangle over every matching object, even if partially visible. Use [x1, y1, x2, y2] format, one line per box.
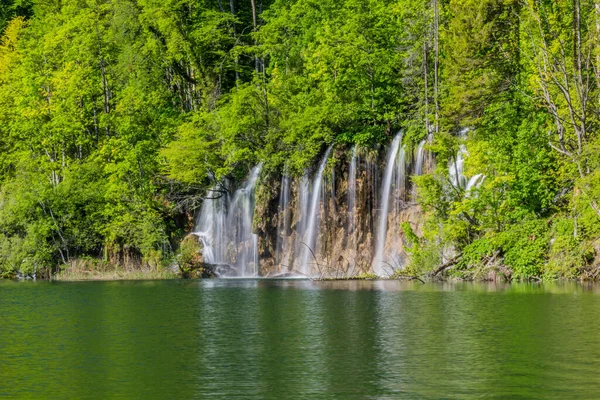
[433, 256, 460, 276]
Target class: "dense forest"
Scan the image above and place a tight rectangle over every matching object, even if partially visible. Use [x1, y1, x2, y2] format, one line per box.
[1, 0, 599, 280]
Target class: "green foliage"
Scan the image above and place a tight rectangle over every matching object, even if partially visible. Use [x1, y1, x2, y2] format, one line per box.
[405, 241, 442, 276]
[401, 222, 419, 249]
[546, 217, 589, 279]
[0, 0, 599, 279]
[459, 237, 496, 271]
[495, 220, 549, 278]
[400, 219, 443, 276]
[455, 220, 549, 279]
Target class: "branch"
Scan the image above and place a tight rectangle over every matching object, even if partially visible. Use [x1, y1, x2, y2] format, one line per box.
[433, 256, 460, 276]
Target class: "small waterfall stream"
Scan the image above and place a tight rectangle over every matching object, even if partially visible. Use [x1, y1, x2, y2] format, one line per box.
[294, 174, 311, 272]
[194, 165, 262, 277]
[300, 146, 333, 276]
[414, 140, 426, 176]
[449, 144, 467, 189]
[373, 132, 403, 276]
[466, 173, 484, 192]
[394, 145, 406, 214]
[449, 130, 484, 193]
[195, 188, 227, 265]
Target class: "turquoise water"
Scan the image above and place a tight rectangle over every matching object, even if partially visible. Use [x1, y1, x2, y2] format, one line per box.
[1, 279, 600, 399]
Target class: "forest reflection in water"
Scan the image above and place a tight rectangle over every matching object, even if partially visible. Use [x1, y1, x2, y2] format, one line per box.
[1, 279, 599, 399]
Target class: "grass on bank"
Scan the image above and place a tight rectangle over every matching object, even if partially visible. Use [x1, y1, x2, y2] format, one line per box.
[53, 258, 178, 281]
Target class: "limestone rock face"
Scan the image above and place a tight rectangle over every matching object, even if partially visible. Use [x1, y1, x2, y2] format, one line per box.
[191, 143, 430, 278]
[253, 171, 281, 276]
[253, 146, 425, 277]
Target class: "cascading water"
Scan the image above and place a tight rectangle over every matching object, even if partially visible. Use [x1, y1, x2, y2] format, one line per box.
[293, 174, 311, 272]
[466, 173, 484, 192]
[230, 165, 262, 276]
[300, 146, 333, 276]
[194, 188, 227, 265]
[298, 175, 310, 236]
[194, 164, 262, 277]
[394, 145, 406, 212]
[449, 130, 484, 193]
[449, 144, 467, 189]
[373, 132, 403, 276]
[194, 138, 440, 278]
[414, 140, 426, 176]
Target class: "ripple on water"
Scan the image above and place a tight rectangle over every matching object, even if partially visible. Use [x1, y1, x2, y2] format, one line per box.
[0, 280, 599, 399]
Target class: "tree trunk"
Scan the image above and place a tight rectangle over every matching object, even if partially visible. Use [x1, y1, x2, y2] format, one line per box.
[95, 18, 110, 137]
[433, 0, 440, 135]
[424, 31, 430, 134]
[229, 0, 239, 82]
[251, 0, 259, 73]
[596, 2, 600, 91]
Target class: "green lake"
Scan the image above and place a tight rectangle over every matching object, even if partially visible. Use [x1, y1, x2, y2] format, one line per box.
[1, 279, 600, 399]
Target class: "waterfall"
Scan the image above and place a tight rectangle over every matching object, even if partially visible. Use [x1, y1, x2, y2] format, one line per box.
[293, 174, 311, 272]
[193, 137, 487, 279]
[195, 188, 227, 264]
[449, 144, 467, 189]
[394, 145, 406, 212]
[194, 164, 262, 277]
[300, 146, 333, 276]
[466, 173, 484, 192]
[373, 132, 403, 276]
[414, 140, 426, 176]
[191, 137, 489, 279]
[298, 175, 310, 237]
[449, 130, 484, 193]
[227, 165, 262, 276]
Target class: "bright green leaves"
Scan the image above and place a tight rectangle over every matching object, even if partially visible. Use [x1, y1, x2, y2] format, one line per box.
[0, 0, 600, 279]
[161, 112, 224, 185]
[0, 0, 187, 274]
[260, 0, 407, 153]
[442, 0, 521, 130]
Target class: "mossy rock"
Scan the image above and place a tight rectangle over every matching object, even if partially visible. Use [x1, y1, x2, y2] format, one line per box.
[177, 234, 215, 278]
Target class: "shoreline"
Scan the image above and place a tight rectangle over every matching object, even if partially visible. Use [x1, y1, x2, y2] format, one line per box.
[32, 271, 600, 282]
[7, 258, 600, 282]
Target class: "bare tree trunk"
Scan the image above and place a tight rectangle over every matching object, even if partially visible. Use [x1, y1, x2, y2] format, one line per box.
[251, 0, 259, 73]
[573, 0, 582, 80]
[230, 0, 237, 39]
[433, 0, 440, 135]
[100, 59, 110, 115]
[424, 34, 430, 134]
[525, 1, 598, 217]
[95, 18, 110, 137]
[230, 0, 239, 82]
[572, 0, 586, 156]
[596, 2, 600, 90]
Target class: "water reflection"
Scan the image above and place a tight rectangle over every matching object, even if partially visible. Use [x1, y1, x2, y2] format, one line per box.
[204, 278, 600, 294]
[0, 280, 600, 399]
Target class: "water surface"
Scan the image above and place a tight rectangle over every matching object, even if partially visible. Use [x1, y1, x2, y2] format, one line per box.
[1, 279, 599, 399]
